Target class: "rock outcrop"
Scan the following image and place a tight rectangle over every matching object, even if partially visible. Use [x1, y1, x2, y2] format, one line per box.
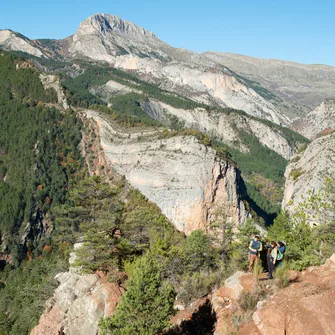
[39, 74, 69, 109]
[31, 270, 123, 335]
[212, 272, 256, 335]
[203, 52, 335, 114]
[249, 254, 335, 335]
[292, 99, 335, 140]
[170, 271, 256, 335]
[282, 132, 335, 218]
[84, 110, 249, 234]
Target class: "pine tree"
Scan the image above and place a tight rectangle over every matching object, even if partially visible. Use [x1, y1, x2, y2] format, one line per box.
[100, 254, 175, 335]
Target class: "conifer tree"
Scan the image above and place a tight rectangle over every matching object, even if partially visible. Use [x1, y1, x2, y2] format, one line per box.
[100, 254, 175, 335]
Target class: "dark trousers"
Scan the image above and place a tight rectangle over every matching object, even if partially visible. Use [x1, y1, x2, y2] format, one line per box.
[267, 253, 275, 278]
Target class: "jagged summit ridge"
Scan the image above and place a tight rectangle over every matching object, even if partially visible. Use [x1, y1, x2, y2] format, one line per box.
[0, 14, 296, 124]
[77, 13, 157, 41]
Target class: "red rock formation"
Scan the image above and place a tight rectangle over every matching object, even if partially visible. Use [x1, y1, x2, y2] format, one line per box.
[249, 255, 335, 335]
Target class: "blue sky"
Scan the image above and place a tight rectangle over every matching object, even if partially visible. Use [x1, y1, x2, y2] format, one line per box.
[1, 0, 334, 65]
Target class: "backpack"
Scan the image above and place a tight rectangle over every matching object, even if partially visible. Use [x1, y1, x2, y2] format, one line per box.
[277, 249, 283, 260]
[277, 241, 286, 260]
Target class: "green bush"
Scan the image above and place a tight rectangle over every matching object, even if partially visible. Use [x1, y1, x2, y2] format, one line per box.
[274, 262, 290, 288]
[180, 230, 218, 273]
[99, 255, 175, 335]
[238, 292, 259, 311]
[178, 271, 222, 305]
[0, 253, 68, 335]
[290, 169, 303, 181]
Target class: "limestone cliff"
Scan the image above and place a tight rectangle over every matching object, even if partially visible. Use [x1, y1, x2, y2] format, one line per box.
[83, 110, 249, 234]
[282, 132, 335, 218]
[39, 74, 69, 109]
[31, 271, 123, 335]
[141, 99, 295, 159]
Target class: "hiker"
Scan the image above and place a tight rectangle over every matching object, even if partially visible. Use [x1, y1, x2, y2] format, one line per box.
[267, 241, 278, 279]
[277, 241, 286, 267]
[248, 234, 262, 272]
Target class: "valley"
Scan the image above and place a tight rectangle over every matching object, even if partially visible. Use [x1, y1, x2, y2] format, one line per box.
[0, 12, 334, 335]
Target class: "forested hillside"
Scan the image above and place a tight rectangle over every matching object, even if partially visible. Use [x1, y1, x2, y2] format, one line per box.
[0, 53, 83, 334]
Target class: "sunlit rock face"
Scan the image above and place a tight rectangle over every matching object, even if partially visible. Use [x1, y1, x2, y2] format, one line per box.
[84, 110, 249, 234]
[282, 132, 335, 223]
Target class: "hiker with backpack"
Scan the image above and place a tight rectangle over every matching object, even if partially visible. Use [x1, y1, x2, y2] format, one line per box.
[248, 234, 263, 272]
[266, 241, 278, 279]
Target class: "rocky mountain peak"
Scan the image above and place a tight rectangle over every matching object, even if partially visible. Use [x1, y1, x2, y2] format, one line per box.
[77, 13, 157, 41]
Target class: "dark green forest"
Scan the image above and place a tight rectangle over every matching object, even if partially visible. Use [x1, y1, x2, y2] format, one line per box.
[0, 53, 83, 333]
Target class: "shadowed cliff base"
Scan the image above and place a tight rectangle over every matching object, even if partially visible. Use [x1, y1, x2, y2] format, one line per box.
[238, 171, 277, 226]
[165, 300, 216, 335]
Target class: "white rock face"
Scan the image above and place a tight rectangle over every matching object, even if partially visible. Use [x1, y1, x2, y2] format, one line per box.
[84, 110, 249, 234]
[1, 15, 292, 125]
[282, 132, 335, 219]
[141, 99, 294, 159]
[31, 271, 124, 335]
[292, 99, 335, 140]
[0, 29, 45, 58]
[39, 74, 69, 109]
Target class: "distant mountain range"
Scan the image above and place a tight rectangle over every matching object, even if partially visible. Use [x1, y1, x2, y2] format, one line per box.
[1, 13, 334, 127]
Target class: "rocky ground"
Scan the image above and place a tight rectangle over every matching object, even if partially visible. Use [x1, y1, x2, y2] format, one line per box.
[169, 254, 335, 335]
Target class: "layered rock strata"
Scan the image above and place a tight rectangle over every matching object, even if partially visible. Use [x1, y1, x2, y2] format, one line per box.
[84, 110, 249, 234]
[282, 132, 335, 219]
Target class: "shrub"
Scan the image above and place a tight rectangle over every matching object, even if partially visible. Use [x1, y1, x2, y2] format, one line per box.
[290, 169, 303, 181]
[178, 271, 222, 305]
[180, 230, 218, 273]
[238, 292, 259, 311]
[297, 143, 307, 154]
[290, 155, 301, 163]
[274, 262, 290, 288]
[231, 311, 254, 330]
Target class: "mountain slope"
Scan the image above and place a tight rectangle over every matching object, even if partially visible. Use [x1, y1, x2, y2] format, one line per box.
[203, 52, 335, 114]
[291, 99, 335, 140]
[0, 30, 47, 58]
[282, 132, 335, 221]
[1, 14, 288, 125]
